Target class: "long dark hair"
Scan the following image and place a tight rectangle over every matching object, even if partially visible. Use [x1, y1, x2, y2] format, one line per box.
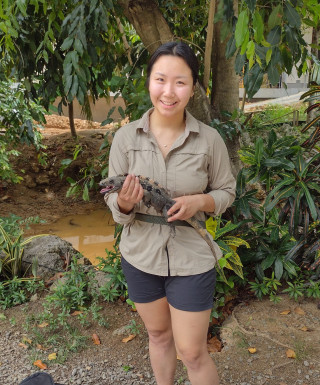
[146, 41, 199, 87]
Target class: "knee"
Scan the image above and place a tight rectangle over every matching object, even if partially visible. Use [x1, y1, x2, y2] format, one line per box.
[177, 346, 207, 370]
[147, 327, 173, 347]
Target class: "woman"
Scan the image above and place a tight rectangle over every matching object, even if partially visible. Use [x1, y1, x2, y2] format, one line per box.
[105, 41, 236, 385]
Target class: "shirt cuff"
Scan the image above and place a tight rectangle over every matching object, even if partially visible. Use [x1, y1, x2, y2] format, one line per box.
[207, 190, 235, 216]
[105, 193, 135, 224]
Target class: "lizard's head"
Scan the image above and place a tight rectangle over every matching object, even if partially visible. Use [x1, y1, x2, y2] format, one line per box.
[99, 175, 126, 196]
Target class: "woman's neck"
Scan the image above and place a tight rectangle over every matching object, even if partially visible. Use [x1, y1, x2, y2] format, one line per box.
[149, 109, 186, 133]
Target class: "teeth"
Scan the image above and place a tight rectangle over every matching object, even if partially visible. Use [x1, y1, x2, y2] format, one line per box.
[162, 101, 175, 106]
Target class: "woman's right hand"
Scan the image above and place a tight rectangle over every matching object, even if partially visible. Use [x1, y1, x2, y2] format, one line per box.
[117, 174, 144, 214]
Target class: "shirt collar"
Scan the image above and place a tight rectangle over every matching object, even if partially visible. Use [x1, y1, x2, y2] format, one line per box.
[137, 108, 200, 134]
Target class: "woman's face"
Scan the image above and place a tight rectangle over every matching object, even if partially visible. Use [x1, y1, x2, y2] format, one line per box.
[148, 55, 194, 120]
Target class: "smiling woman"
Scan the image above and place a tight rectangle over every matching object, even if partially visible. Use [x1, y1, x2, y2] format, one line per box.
[103, 41, 236, 385]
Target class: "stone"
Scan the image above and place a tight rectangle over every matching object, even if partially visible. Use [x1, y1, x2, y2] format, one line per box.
[22, 235, 80, 280]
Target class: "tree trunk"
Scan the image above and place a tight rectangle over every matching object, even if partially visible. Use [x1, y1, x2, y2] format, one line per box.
[211, 1, 241, 175]
[68, 101, 77, 138]
[117, 0, 173, 54]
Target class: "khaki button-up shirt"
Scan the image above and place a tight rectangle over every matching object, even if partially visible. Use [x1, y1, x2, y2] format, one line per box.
[105, 109, 236, 276]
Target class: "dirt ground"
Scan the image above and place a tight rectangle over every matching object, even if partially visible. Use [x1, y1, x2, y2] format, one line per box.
[1, 115, 320, 385]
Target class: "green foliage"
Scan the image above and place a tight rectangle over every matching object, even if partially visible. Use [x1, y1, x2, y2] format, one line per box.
[239, 129, 300, 191]
[249, 273, 282, 303]
[0, 216, 47, 279]
[221, 0, 311, 98]
[0, 277, 44, 309]
[206, 216, 248, 282]
[96, 245, 127, 301]
[0, 80, 46, 183]
[264, 151, 320, 238]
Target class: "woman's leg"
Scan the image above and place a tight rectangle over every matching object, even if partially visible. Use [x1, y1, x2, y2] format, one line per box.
[170, 305, 219, 385]
[135, 297, 177, 385]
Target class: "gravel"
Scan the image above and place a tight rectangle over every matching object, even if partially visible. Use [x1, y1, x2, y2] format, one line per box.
[0, 329, 159, 385]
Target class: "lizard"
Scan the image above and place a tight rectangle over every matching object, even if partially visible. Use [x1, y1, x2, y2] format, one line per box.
[99, 174, 227, 281]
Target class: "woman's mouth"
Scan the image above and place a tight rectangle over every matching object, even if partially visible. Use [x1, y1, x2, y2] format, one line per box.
[161, 100, 177, 106]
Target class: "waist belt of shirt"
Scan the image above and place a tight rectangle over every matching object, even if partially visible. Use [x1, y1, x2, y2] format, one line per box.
[135, 213, 205, 228]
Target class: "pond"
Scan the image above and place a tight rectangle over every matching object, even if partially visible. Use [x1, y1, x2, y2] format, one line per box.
[27, 209, 116, 265]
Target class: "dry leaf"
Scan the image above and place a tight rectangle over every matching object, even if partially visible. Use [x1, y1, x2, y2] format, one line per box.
[248, 347, 257, 354]
[38, 322, 49, 328]
[48, 352, 57, 360]
[122, 334, 136, 343]
[36, 344, 46, 350]
[280, 310, 291, 315]
[92, 333, 101, 345]
[207, 336, 222, 353]
[18, 343, 28, 349]
[71, 310, 83, 316]
[294, 307, 305, 315]
[286, 349, 296, 359]
[300, 326, 309, 332]
[22, 337, 32, 344]
[33, 360, 47, 369]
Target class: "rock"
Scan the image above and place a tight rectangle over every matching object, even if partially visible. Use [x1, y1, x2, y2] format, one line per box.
[24, 174, 37, 188]
[22, 235, 80, 280]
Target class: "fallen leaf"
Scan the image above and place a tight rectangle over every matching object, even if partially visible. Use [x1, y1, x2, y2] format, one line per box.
[38, 322, 49, 328]
[33, 360, 47, 369]
[248, 347, 257, 354]
[48, 352, 57, 360]
[18, 343, 28, 349]
[22, 337, 32, 344]
[0, 313, 7, 320]
[92, 333, 101, 345]
[300, 326, 309, 332]
[71, 310, 83, 316]
[36, 344, 47, 350]
[122, 334, 136, 343]
[207, 336, 222, 353]
[280, 310, 291, 315]
[286, 349, 296, 359]
[294, 307, 305, 315]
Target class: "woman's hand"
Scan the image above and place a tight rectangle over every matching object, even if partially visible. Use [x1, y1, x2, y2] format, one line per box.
[117, 174, 144, 214]
[166, 194, 215, 221]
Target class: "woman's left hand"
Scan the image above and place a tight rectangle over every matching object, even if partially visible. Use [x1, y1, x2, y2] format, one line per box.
[166, 194, 215, 221]
[166, 195, 202, 221]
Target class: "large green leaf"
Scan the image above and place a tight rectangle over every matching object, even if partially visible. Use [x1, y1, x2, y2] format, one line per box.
[244, 63, 264, 99]
[274, 258, 284, 280]
[268, 5, 282, 30]
[267, 26, 281, 46]
[252, 11, 264, 43]
[245, 0, 257, 13]
[235, 10, 249, 48]
[265, 185, 296, 212]
[300, 181, 318, 221]
[284, 3, 301, 28]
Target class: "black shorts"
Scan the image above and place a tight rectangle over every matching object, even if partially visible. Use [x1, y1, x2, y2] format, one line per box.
[121, 257, 216, 312]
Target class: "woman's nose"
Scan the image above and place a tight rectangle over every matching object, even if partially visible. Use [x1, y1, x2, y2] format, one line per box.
[163, 82, 175, 96]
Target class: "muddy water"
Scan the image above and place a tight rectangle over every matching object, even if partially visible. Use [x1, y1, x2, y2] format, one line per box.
[28, 209, 116, 265]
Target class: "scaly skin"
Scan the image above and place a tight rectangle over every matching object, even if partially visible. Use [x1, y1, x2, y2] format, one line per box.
[100, 174, 219, 267]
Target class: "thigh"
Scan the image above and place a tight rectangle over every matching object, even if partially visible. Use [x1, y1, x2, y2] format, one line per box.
[135, 297, 172, 335]
[170, 305, 211, 354]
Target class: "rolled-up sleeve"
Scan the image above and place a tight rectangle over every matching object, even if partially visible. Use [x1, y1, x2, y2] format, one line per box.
[104, 128, 136, 224]
[206, 130, 236, 216]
